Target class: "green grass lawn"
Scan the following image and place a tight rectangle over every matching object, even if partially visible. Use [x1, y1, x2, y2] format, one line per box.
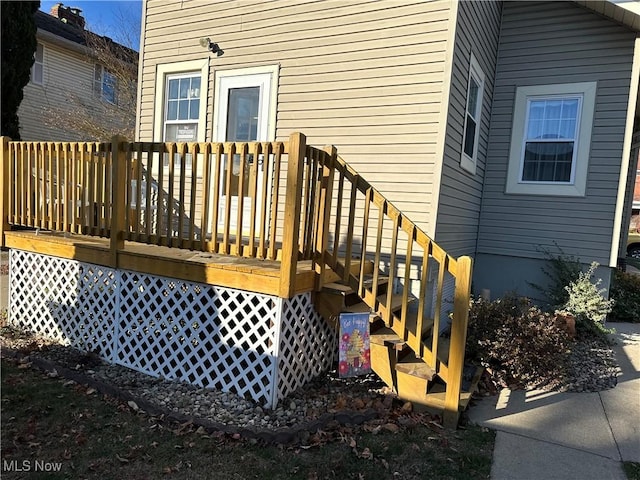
[1, 359, 494, 479]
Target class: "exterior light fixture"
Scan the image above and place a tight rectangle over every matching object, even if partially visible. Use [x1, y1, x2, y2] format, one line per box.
[199, 37, 224, 57]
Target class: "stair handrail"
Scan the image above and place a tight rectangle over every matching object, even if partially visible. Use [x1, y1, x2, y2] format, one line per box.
[314, 152, 473, 427]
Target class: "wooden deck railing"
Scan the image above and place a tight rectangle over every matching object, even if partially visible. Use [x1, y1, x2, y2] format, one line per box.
[1, 132, 472, 423]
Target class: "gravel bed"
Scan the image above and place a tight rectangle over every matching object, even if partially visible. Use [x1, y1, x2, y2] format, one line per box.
[1, 326, 622, 432]
[11, 340, 393, 432]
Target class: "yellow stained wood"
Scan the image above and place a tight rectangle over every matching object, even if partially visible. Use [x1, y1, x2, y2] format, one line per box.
[110, 136, 128, 267]
[443, 256, 473, 429]
[279, 132, 305, 298]
[0, 137, 10, 247]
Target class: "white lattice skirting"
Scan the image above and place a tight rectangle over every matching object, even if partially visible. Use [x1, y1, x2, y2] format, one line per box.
[8, 250, 336, 408]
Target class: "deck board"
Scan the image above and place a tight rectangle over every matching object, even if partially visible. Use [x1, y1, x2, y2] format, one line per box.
[4, 230, 315, 297]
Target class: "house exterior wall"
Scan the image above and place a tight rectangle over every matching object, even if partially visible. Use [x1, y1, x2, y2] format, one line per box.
[137, 0, 457, 235]
[434, 0, 502, 257]
[18, 36, 94, 141]
[475, 1, 637, 299]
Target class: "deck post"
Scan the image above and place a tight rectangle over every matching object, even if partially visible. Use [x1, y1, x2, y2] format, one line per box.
[110, 135, 128, 268]
[314, 145, 336, 290]
[443, 255, 473, 428]
[279, 132, 306, 298]
[0, 137, 11, 248]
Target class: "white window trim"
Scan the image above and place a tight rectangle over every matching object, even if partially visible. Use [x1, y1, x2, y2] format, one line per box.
[31, 43, 44, 85]
[153, 59, 209, 142]
[506, 82, 597, 197]
[212, 64, 279, 142]
[460, 53, 484, 175]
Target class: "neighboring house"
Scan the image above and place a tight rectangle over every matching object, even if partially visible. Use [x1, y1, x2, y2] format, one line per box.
[135, 0, 640, 300]
[18, 3, 137, 141]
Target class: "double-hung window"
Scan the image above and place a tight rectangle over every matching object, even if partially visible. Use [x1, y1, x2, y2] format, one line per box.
[31, 43, 44, 85]
[94, 64, 116, 104]
[461, 53, 485, 174]
[506, 82, 596, 196]
[163, 73, 201, 142]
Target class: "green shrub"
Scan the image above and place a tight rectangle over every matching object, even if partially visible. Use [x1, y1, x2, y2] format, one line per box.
[609, 270, 640, 323]
[466, 295, 570, 388]
[563, 262, 614, 337]
[529, 244, 582, 307]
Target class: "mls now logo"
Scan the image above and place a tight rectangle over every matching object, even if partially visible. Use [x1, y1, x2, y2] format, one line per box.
[3, 460, 63, 472]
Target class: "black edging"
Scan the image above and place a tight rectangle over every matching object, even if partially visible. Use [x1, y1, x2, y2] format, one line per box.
[3, 349, 378, 445]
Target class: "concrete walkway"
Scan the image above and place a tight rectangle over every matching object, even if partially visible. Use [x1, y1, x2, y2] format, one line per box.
[469, 323, 640, 480]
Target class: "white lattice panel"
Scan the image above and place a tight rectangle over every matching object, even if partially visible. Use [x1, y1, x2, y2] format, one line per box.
[9, 250, 118, 360]
[276, 293, 337, 400]
[116, 271, 281, 406]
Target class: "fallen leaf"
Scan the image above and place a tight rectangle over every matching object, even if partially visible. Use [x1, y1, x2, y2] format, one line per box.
[116, 454, 129, 464]
[127, 401, 139, 411]
[381, 458, 389, 470]
[360, 447, 373, 460]
[17, 363, 31, 369]
[400, 401, 413, 413]
[382, 423, 400, 433]
[47, 369, 58, 378]
[63, 449, 72, 460]
[86, 388, 96, 395]
[232, 433, 241, 440]
[349, 438, 357, 449]
[150, 441, 159, 448]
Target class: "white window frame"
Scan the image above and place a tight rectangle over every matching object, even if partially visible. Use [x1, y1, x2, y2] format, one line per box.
[506, 82, 597, 197]
[31, 43, 44, 85]
[163, 72, 202, 142]
[212, 65, 279, 142]
[460, 53, 485, 175]
[153, 59, 209, 142]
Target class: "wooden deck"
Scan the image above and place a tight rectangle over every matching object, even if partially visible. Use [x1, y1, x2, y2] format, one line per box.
[4, 230, 316, 297]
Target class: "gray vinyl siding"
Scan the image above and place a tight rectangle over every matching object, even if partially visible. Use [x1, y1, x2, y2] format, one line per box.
[138, 0, 455, 233]
[434, 0, 502, 257]
[477, 1, 637, 266]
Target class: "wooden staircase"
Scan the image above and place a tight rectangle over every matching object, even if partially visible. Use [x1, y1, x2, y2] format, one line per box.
[314, 258, 482, 426]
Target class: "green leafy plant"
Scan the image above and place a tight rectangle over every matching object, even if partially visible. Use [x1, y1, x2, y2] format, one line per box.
[466, 295, 570, 389]
[529, 244, 582, 307]
[563, 262, 614, 337]
[609, 270, 640, 323]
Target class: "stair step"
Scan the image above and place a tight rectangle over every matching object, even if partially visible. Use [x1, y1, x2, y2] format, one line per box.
[396, 352, 436, 381]
[323, 275, 389, 297]
[370, 327, 407, 350]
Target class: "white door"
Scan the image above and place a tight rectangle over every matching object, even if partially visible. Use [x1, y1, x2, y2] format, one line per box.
[214, 70, 276, 236]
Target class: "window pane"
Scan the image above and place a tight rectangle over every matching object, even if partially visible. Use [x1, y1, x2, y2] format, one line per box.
[467, 77, 479, 118]
[522, 141, 573, 182]
[191, 77, 201, 97]
[178, 100, 189, 120]
[35, 44, 44, 62]
[190, 99, 199, 120]
[33, 64, 43, 84]
[463, 116, 476, 157]
[226, 87, 260, 141]
[167, 100, 178, 120]
[165, 123, 197, 142]
[168, 79, 179, 100]
[527, 98, 579, 140]
[179, 78, 190, 99]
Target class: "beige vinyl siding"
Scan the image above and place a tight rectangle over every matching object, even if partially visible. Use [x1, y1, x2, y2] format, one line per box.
[434, 0, 502, 257]
[18, 39, 94, 141]
[138, 0, 455, 232]
[477, 1, 637, 265]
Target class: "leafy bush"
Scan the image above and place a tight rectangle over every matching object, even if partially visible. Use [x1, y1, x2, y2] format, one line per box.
[563, 262, 614, 337]
[609, 270, 640, 323]
[466, 295, 570, 388]
[529, 244, 582, 307]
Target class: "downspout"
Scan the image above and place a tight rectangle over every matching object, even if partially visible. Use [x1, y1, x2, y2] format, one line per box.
[134, 0, 148, 142]
[427, 0, 459, 240]
[610, 35, 640, 267]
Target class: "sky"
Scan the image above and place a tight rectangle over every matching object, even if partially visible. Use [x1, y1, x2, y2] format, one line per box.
[40, 0, 143, 50]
